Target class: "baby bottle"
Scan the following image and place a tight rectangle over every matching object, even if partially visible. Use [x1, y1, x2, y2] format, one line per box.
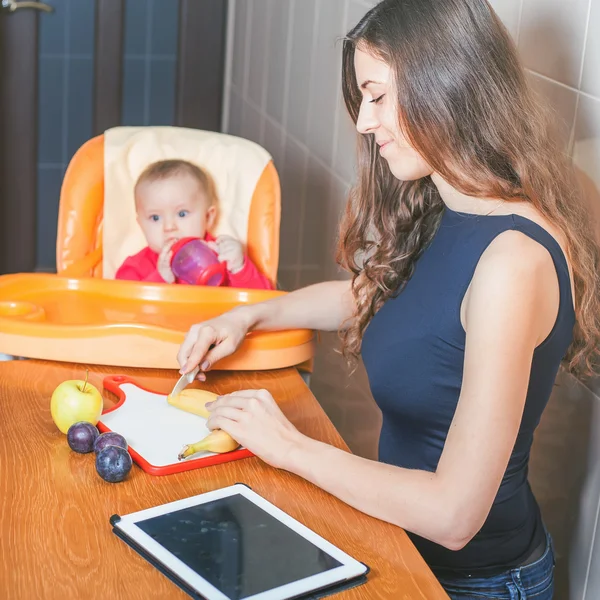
[169, 237, 227, 286]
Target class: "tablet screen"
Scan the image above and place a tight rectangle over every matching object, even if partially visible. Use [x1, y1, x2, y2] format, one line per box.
[135, 493, 343, 599]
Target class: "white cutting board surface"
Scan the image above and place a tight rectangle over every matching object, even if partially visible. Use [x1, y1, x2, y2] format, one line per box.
[99, 382, 215, 467]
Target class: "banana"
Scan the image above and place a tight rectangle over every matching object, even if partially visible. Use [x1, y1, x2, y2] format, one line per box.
[178, 429, 240, 460]
[168, 389, 239, 460]
[167, 388, 218, 418]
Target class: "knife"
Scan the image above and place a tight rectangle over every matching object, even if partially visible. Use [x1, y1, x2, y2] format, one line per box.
[170, 365, 200, 397]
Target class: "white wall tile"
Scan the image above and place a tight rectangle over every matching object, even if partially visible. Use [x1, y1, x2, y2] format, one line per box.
[487, 0, 523, 39]
[581, 1, 600, 102]
[572, 95, 600, 245]
[527, 72, 579, 151]
[519, 0, 591, 88]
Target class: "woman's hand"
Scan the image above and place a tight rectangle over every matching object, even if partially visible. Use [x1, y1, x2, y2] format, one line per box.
[177, 309, 253, 379]
[206, 389, 305, 469]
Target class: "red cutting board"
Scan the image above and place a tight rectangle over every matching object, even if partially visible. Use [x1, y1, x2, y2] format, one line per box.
[99, 375, 253, 476]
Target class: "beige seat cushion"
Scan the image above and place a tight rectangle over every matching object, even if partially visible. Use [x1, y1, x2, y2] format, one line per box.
[103, 126, 271, 279]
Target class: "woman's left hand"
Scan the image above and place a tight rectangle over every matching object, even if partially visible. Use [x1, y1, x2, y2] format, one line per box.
[206, 389, 305, 470]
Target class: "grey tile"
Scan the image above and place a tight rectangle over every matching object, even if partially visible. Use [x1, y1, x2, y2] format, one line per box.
[306, 0, 346, 166]
[286, 0, 317, 144]
[519, 0, 590, 88]
[124, 0, 149, 56]
[39, 0, 66, 54]
[149, 58, 177, 125]
[347, 0, 368, 33]
[301, 157, 330, 267]
[528, 369, 597, 598]
[311, 331, 381, 458]
[334, 97, 358, 183]
[231, 0, 249, 91]
[66, 58, 94, 160]
[487, 0, 522, 39]
[37, 57, 64, 164]
[241, 100, 263, 145]
[227, 89, 243, 137]
[69, 0, 95, 55]
[265, 0, 290, 124]
[562, 382, 600, 599]
[279, 136, 307, 268]
[150, 0, 180, 56]
[527, 72, 578, 152]
[276, 268, 297, 291]
[297, 266, 325, 288]
[332, 0, 367, 182]
[36, 166, 64, 270]
[584, 475, 600, 600]
[324, 175, 351, 280]
[584, 377, 600, 398]
[581, 0, 600, 99]
[263, 118, 285, 172]
[122, 58, 146, 126]
[248, 0, 270, 109]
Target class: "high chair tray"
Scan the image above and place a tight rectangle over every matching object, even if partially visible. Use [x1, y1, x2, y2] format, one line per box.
[0, 273, 315, 370]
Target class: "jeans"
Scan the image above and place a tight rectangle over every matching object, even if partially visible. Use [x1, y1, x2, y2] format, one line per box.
[436, 533, 555, 599]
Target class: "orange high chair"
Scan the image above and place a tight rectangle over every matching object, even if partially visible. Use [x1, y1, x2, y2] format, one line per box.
[0, 127, 315, 371]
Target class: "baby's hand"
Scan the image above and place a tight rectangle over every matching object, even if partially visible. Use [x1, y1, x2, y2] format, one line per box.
[215, 235, 245, 274]
[157, 239, 177, 283]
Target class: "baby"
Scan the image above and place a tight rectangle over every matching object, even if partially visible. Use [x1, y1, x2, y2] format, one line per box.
[115, 159, 273, 289]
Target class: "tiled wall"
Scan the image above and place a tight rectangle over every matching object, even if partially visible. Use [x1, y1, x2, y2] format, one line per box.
[36, 0, 182, 271]
[37, 0, 95, 269]
[224, 1, 600, 598]
[121, 0, 180, 126]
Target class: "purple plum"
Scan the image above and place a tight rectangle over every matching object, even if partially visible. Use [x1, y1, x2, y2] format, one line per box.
[67, 421, 99, 454]
[95, 446, 132, 483]
[93, 431, 128, 454]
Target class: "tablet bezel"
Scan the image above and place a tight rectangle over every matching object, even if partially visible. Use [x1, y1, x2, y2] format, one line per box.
[113, 484, 368, 600]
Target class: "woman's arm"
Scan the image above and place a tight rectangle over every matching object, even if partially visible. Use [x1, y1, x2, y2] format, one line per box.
[178, 279, 355, 374]
[208, 231, 561, 549]
[238, 279, 356, 333]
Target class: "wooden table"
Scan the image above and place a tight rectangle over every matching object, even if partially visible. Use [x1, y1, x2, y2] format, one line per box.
[0, 359, 448, 599]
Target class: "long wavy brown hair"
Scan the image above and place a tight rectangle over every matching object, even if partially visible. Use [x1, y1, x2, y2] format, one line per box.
[337, 0, 600, 376]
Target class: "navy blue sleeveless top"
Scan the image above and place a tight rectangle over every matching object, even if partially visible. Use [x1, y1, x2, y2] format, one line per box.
[361, 207, 575, 576]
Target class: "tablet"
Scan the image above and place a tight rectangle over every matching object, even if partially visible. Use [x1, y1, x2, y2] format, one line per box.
[111, 484, 368, 600]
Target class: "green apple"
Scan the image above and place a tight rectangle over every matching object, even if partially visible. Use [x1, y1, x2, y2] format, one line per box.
[50, 372, 103, 434]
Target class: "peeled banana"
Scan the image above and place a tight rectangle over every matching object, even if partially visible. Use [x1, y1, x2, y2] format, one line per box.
[168, 389, 240, 459]
[178, 429, 240, 460]
[167, 388, 218, 418]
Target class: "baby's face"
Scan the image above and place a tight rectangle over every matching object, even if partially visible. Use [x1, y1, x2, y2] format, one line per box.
[135, 173, 216, 253]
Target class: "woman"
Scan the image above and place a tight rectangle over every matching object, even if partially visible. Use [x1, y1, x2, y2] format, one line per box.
[177, 1, 600, 597]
